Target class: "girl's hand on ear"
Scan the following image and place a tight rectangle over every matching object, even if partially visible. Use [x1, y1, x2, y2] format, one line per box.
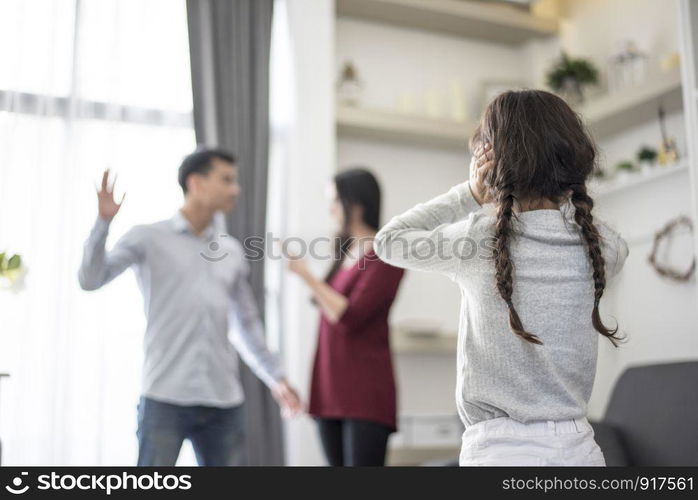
[469, 142, 494, 205]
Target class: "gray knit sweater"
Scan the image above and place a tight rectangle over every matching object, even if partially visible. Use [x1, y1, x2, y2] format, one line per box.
[373, 181, 629, 427]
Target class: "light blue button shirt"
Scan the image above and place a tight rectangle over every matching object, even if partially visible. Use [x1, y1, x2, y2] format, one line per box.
[78, 211, 284, 407]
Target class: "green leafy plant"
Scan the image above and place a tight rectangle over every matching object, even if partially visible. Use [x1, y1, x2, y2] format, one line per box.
[0, 252, 21, 271]
[0, 251, 25, 292]
[546, 52, 599, 92]
[637, 146, 657, 163]
[615, 161, 638, 173]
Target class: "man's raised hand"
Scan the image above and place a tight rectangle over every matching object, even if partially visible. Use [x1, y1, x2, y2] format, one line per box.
[97, 169, 126, 221]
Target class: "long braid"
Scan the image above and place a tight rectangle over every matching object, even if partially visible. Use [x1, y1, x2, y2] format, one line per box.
[494, 186, 543, 345]
[569, 184, 626, 347]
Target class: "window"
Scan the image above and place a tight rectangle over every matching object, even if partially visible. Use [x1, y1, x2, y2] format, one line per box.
[266, 0, 295, 354]
[0, 0, 195, 465]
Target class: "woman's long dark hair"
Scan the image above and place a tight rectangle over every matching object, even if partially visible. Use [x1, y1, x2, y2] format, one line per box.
[471, 89, 625, 347]
[324, 168, 381, 282]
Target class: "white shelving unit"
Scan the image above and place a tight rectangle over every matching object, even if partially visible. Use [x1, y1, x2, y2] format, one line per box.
[678, 0, 698, 269]
[579, 71, 683, 139]
[391, 331, 458, 354]
[336, 73, 684, 152]
[590, 161, 689, 198]
[336, 0, 558, 44]
[330, 0, 698, 468]
[336, 105, 472, 149]
[387, 445, 460, 465]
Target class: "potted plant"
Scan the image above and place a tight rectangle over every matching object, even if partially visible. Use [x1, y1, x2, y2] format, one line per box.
[337, 61, 363, 107]
[0, 251, 23, 465]
[614, 160, 638, 182]
[636, 146, 657, 175]
[546, 52, 599, 106]
[587, 167, 607, 191]
[0, 252, 27, 293]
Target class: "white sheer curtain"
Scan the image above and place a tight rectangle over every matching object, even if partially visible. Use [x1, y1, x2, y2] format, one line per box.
[0, 0, 196, 465]
[266, 0, 295, 356]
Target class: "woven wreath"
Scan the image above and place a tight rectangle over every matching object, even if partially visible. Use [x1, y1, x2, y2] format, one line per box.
[647, 215, 696, 281]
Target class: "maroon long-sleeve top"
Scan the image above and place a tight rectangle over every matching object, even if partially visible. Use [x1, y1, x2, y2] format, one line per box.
[308, 248, 405, 431]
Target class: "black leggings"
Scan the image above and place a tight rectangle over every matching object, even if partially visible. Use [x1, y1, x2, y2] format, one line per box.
[315, 417, 393, 466]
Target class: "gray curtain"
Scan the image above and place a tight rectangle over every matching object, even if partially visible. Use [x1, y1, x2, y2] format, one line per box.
[186, 0, 284, 466]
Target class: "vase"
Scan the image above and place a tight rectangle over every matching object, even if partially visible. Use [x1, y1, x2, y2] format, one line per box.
[615, 170, 634, 183]
[337, 62, 363, 107]
[640, 161, 655, 176]
[560, 77, 584, 106]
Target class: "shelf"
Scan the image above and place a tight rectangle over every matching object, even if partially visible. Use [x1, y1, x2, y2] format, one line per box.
[337, 105, 472, 149]
[337, 75, 682, 149]
[336, 0, 558, 44]
[579, 71, 683, 139]
[387, 446, 460, 466]
[391, 331, 458, 354]
[590, 161, 689, 198]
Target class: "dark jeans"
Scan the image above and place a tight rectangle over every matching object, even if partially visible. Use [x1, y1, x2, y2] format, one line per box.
[136, 396, 246, 466]
[315, 417, 392, 466]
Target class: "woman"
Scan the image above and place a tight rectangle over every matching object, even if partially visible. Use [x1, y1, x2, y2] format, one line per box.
[373, 90, 629, 466]
[287, 168, 405, 466]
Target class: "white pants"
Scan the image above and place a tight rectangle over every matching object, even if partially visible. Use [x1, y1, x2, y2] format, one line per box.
[459, 416, 606, 466]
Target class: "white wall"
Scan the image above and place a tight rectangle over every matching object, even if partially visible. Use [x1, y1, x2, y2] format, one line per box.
[336, 0, 698, 425]
[282, 0, 336, 466]
[281, 0, 698, 465]
[592, 164, 698, 419]
[336, 17, 532, 423]
[336, 18, 529, 118]
[525, 0, 680, 91]
[538, 0, 698, 420]
[338, 138, 463, 417]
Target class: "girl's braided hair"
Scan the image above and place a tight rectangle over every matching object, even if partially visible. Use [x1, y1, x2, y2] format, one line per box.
[471, 90, 624, 347]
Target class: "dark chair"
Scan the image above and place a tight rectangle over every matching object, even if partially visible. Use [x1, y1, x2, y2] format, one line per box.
[590, 361, 698, 466]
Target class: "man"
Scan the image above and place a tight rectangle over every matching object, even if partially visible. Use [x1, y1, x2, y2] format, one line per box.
[79, 148, 301, 466]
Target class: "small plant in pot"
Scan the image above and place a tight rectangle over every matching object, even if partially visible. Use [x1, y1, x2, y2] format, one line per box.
[0, 252, 26, 293]
[337, 61, 363, 107]
[546, 52, 599, 106]
[614, 160, 638, 182]
[591, 167, 607, 181]
[636, 146, 657, 176]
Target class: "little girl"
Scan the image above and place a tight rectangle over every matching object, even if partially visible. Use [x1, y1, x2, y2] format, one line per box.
[373, 89, 629, 466]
